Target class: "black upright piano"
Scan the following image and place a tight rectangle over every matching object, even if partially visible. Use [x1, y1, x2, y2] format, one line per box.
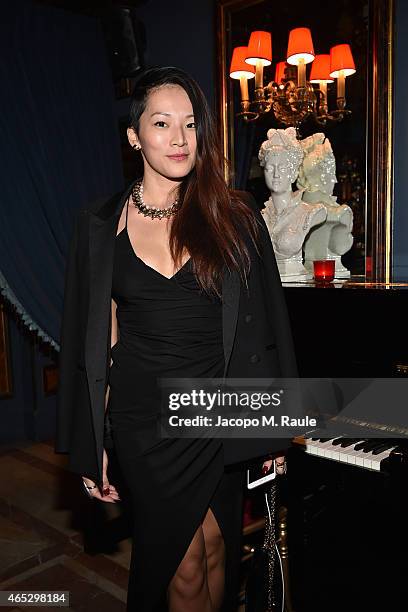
[282, 278, 408, 612]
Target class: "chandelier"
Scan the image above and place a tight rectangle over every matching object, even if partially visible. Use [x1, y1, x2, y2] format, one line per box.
[229, 28, 356, 127]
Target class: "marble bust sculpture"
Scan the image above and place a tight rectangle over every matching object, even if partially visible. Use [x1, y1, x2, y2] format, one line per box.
[297, 133, 353, 278]
[259, 127, 327, 281]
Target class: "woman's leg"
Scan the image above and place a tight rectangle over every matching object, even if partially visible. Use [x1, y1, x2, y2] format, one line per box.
[167, 506, 226, 612]
[167, 521, 213, 611]
[202, 507, 226, 610]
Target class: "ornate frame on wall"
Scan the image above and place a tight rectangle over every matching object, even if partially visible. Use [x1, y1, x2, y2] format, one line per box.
[216, 0, 395, 283]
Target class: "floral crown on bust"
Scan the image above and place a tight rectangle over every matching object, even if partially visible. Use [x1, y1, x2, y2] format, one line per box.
[297, 132, 337, 191]
[258, 127, 304, 175]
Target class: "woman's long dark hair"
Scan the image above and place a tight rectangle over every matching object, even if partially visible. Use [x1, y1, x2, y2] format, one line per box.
[128, 66, 262, 298]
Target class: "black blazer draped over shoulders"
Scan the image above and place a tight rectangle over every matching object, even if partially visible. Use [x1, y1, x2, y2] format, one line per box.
[55, 181, 299, 486]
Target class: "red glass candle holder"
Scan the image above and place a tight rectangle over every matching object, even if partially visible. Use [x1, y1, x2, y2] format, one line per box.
[313, 259, 335, 282]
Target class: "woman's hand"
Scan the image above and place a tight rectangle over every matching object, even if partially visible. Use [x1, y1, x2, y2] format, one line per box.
[262, 454, 287, 476]
[82, 449, 121, 503]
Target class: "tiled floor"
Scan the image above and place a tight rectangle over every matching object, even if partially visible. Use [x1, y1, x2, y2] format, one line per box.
[0, 441, 247, 611]
[0, 440, 133, 611]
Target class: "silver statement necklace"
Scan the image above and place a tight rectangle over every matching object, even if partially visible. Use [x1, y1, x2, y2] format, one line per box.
[131, 179, 181, 220]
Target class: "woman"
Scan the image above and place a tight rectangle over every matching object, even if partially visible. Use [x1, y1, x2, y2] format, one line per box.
[56, 66, 298, 612]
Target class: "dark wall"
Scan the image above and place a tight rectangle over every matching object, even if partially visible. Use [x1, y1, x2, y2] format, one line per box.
[135, 0, 216, 107]
[393, 0, 408, 281]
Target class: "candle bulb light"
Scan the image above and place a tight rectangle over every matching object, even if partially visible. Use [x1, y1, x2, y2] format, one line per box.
[319, 81, 327, 111]
[255, 58, 264, 90]
[240, 76, 249, 101]
[297, 58, 306, 88]
[229, 46, 255, 102]
[287, 27, 315, 90]
[310, 54, 334, 115]
[330, 44, 356, 112]
[337, 70, 346, 107]
[245, 31, 272, 93]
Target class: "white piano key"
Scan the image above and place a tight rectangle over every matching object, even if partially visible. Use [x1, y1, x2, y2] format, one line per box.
[345, 450, 357, 464]
[329, 447, 341, 461]
[363, 453, 374, 469]
[316, 439, 341, 459]
[355, 454, 365, 467]
[326, 438, 345, 461]
[316, 442, 331, 457]
[345, 442, 368, 466]
[336, 443, 356, 464]
[302, 438, 322, 456]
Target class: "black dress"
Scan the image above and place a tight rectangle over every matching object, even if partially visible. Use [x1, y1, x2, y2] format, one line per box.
[108, 198, 245, 611]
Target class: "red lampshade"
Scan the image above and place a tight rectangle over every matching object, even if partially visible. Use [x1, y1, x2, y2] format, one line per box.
[245, 31, 272, 66]
[274, 61, 287, 84]
[287, 27, 315, 65]
[310, 54, 334, 83]
[229, 47, 256, 79]
[329, 44, 356, 78]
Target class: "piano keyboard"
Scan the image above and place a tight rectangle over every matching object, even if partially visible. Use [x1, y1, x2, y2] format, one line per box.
[292, 435, 401, 472]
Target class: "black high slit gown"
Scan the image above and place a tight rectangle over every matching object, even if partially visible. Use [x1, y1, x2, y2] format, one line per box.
[108, 199, 246, 611]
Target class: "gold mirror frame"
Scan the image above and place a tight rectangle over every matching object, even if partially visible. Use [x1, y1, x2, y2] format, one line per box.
[216, 0, 394, 283]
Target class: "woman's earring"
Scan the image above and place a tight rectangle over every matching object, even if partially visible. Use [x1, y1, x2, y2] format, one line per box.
[133, 144, 141, 151]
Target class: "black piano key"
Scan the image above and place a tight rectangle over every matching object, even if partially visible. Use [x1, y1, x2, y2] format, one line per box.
[332, 437, 347, 446]
[371, 442, 397, 455]
[353, 439, 371, 451]
[361, 440, 384, 453]
[339, 438, 362, 448]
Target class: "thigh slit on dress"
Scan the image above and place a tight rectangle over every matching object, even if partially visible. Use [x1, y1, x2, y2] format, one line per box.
[112, 430, 245, 612]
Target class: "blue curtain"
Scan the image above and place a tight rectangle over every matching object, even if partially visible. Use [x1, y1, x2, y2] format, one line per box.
[0, 1, 124, 349]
